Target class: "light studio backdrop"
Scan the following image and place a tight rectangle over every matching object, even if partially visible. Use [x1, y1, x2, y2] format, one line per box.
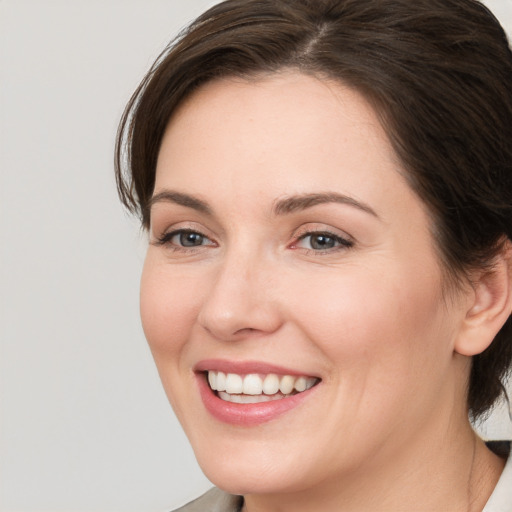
[1, 1, 511, 511]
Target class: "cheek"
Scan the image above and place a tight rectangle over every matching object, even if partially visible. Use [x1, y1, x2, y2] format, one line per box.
[285, 263, 450, 384]
[139, 257, 207, 423]
[283, 266, 457, 451]
[139, 257, 200, 361]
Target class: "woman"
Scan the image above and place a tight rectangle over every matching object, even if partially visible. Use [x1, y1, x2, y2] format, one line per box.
[115, 0, 512, 510]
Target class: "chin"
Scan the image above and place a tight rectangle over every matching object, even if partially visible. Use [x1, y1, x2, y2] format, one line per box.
[190, 434, 320, 496]
[201, 461, 308, 496]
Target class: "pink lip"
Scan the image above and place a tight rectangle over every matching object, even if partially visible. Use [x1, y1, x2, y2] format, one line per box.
[194, 360, 320, 426]
[194, 359, 318, 377]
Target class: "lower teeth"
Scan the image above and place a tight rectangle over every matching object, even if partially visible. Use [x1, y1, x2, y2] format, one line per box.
[217, 391, 295, 403]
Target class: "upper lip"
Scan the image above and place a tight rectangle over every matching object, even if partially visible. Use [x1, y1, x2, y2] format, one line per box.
[194, 359, 320, 378]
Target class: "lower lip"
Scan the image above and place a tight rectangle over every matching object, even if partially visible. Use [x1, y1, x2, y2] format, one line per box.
[197, 374, 319, 426]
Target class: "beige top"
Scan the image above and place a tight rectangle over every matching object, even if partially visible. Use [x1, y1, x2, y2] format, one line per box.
[173, 487, 243, 512]
[173, 442, 512, 512]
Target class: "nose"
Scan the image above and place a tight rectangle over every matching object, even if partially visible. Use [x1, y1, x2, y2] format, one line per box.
[197, 250, 283, 341]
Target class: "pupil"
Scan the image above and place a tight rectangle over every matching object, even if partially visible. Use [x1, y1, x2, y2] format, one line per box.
[311, 234, 335, 250]
[180, 232, 203, 246]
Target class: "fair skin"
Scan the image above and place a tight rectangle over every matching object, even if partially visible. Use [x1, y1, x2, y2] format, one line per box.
[141, 72, 509, 511]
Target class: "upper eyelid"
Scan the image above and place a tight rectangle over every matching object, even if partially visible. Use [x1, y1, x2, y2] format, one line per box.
[293, 231, 353, 248]
[152, 222, 354, 246]
[292, 223, 353, 241]
[158, 227, 213, 242]
[295, 227, 347, 237]
[152, 220, 212, 237]
[154, 205, 228, 231]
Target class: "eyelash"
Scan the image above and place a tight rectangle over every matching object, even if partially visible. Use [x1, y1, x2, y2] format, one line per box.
[293, 230, 354, 254]
[154, 228, 354, 254]
[154, 229, 216, 253]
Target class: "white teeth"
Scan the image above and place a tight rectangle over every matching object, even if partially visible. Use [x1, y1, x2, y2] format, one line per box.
[207, 371, 319, 400]
[279, 375, 295, 394]
[218, 391, 287, 403]
[216, 371, 226, 392]
[262, 374, 280, 395]
[295, 376, 307, 392]
[225, 373, 243, 394]
[208, 371, 217, 390]
[243, 374, 263, 395]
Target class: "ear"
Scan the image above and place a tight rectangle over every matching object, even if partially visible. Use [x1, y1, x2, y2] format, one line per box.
[454, 242, 512, 357]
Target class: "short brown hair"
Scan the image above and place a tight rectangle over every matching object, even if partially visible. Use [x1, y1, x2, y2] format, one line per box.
[115, 0, 512, 418]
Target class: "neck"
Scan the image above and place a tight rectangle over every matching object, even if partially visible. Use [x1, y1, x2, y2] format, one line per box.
[242, 420, 505, 512]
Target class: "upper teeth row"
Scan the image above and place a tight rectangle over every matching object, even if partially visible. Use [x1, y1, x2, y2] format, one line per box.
[207, 371, 317, 395]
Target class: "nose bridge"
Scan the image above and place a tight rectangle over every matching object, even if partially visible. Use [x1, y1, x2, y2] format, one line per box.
[197, 240, 280, 340]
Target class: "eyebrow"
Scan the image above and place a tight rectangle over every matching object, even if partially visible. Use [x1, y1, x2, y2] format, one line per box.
[273, 192, 379, 217]
[148, 190, 213, 216]
[148, 189, 378, 218]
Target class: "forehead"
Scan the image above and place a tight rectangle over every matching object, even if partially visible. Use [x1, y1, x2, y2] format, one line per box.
[155, 72, 404, 202]
[161, 72, 388, 151]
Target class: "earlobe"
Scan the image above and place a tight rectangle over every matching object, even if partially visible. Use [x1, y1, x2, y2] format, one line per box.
[454, 243, 512, 357]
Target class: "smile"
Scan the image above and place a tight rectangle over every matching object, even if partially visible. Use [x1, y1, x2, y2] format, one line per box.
[195, 360, 321, 425]
[208, 371, 318, 404]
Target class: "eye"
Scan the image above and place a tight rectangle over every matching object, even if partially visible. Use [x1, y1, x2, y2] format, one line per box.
[174, 231, 207, 247]
[156, 229, 215, 249]
[294, 231, 353, 252]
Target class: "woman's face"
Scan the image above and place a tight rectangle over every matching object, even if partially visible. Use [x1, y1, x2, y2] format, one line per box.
[141, 73, 470, 495]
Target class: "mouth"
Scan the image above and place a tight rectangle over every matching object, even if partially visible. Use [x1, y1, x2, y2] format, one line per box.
[195, 360, 321, 425]
[207, 371, 319, 404]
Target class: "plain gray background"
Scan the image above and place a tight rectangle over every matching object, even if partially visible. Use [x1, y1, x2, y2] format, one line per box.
[1, 1, 511, 511]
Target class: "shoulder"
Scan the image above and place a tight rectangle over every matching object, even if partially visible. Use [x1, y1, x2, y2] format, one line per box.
[171, 487, 243, 512]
